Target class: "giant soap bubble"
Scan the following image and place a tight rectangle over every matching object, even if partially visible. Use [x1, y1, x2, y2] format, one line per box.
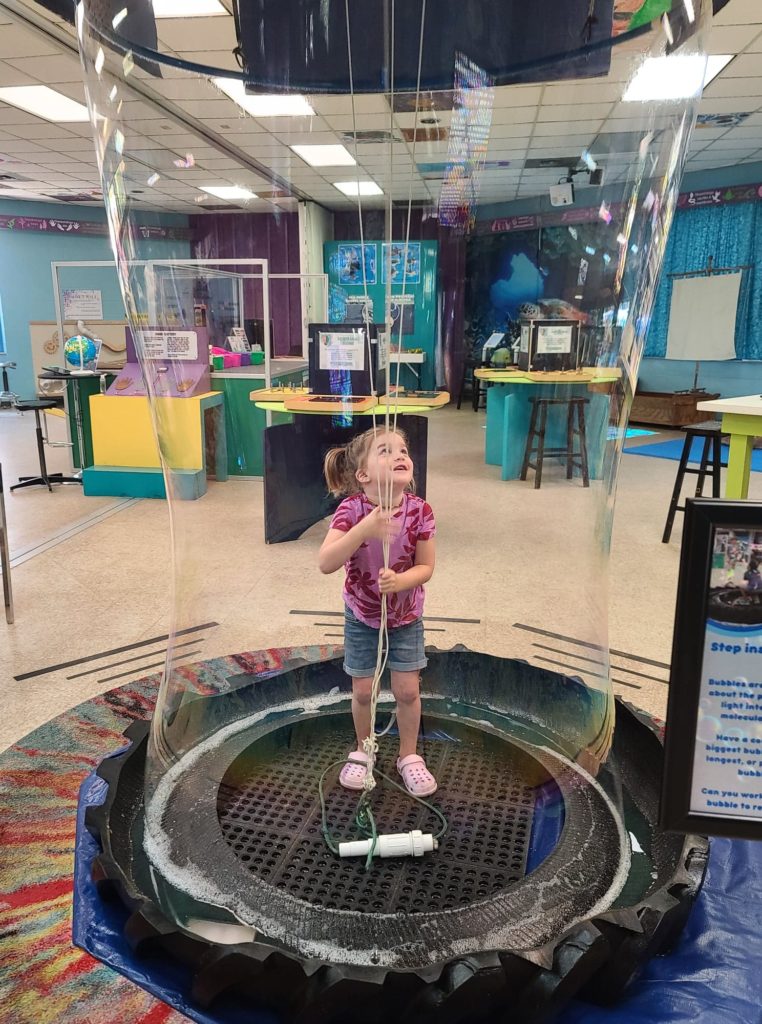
[77, 1, 711, 1018]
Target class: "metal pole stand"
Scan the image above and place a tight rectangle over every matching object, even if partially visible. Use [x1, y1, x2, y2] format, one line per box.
[0, 463, 14, 623]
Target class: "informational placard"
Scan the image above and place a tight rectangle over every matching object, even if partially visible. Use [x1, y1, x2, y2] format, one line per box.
[690, 526, 762, 820]
[536, 323, 573, 355]
[376, 330, 389, 371]
[227, 333, 250, 353]
[318, 331, 366, 372]
[141, 330, 199, 361]
[63, 288, 103, 320]
[520, 324, 530, 354]
[661, 501, 762, 840]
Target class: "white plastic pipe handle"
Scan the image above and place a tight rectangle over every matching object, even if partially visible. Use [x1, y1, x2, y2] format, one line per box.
[338, 829, 436, 859]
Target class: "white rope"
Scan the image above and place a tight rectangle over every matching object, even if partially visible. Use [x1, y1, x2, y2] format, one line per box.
[345, 0, 427, 790]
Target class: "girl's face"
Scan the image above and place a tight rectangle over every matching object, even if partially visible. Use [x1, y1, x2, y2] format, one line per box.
[357, 431, 413, 495]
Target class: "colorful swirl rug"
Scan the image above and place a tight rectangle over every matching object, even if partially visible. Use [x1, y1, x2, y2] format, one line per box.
[0, 645, 338, 1024]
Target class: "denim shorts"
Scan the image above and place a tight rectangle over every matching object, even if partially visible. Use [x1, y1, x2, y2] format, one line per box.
[343, 605, 427, 677]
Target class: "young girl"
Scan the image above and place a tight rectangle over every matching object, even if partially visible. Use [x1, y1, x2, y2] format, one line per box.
[319, 426, 437, 796]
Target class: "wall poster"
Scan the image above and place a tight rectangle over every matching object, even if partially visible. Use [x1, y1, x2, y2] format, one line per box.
[661, 499, 762, 840]
[337, 244, 377, 286]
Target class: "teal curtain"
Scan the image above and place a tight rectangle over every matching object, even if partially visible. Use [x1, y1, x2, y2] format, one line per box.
[646, 202, 760, 359]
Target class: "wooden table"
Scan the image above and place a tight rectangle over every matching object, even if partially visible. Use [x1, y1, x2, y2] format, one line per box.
[697, 394, 762, 498]
[474, 367, 621, 481]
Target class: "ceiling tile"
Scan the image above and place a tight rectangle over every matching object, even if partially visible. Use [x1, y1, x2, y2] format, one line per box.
[5, 54, 82, 83]
[703, 76, 762, 99]
[537, 102, 613, 123]
[699, 96, 762, 115]
[719, 53, 762, 78]
[157, 17, 238, 53]
[706, 24, 762, 54]
[713, 0, 762, 26]
[0, 26, 61, 59]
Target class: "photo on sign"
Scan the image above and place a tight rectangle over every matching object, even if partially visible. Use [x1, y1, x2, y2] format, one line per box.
[337, 243, 377, 286]
[660, 501, 762, 841]
[382, 242, 421, 284]
[708, 529, 762, 625]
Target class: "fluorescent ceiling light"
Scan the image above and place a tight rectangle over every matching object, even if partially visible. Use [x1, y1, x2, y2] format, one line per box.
[0, 85, 90, 122]
[623, 54, 734, 102]
[213, 78, 314, 117]
[152, 0, 227, 16]
[333, 181, 383, 197]
[291, 144, 355, 167]
[199, 185, 258, 200]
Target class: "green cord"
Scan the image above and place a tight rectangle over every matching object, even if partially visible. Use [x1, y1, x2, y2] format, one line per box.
[318, 757, 449, 871]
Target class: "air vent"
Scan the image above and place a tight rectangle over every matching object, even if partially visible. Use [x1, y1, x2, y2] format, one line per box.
[524, 156, 580, 169]
[339, 130, 400, 145]
[0, 172, 28, 182]
[401, 126, 448, 143]
[391, 91, 454, 112]
[46, 192, 102, 202]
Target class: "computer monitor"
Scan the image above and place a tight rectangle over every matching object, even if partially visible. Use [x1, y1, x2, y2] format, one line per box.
[307, 322, 384, 396]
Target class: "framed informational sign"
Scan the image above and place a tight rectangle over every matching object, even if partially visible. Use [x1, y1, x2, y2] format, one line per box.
[318, 331, 366, 372]
[142, 330, 199, 361]
[517, 318, 579, 372]
[536, 323, 573, 355]
[63, 288, 103, 320]
[661, 499, 762, 840]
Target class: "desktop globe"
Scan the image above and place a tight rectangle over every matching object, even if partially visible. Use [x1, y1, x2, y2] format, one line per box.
[64, 335, 97, 369]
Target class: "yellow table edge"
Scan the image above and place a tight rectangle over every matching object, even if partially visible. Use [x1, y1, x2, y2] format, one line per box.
[252, 399, 438, 415]
[475, 368, 622, 384]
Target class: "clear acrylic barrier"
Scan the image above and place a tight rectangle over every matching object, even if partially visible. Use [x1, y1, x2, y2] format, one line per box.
[76, 0, 711, 971]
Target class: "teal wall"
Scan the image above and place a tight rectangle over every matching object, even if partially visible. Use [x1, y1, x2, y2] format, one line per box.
[323, 240, 439, 391]
[0, 199, 191, 397]
[475, 163, 762, 399]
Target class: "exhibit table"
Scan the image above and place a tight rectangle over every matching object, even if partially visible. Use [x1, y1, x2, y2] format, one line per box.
[475, 367, 622, 481]
[211, 358, 306, 477]
[696, 393, 762, 498]
[251, 393, 438, 543]
[83, 392, 226, 500]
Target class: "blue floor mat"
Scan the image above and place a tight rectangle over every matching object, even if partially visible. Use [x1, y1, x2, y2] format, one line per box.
[624, 438, 762, 473]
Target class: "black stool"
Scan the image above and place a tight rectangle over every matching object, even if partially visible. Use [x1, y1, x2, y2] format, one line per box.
[457, 357, 484, 411]
[0, 361, 17, 409]
[662, 420, 726, 543]
[520, 397, 590, 489]
[11, 400, 81, 493]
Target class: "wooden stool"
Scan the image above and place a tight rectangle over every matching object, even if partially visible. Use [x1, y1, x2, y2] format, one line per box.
[520, 397, 590, 489]
[662, 420, 726, 543]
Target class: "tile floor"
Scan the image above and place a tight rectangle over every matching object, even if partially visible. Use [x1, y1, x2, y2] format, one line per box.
[2, 402, 756, 752]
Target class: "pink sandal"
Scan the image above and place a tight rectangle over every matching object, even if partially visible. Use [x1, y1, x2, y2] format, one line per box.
[397, 754, 437, 797]
[339, 751, 369, 790]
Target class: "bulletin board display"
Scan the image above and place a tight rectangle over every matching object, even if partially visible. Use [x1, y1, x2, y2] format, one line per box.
[324, 241, 438, 391]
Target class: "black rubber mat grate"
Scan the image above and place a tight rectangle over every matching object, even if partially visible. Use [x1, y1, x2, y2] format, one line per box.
[217, 723, 536, 914]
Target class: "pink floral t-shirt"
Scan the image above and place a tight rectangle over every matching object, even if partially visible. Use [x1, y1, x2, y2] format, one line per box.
[330, 492, 436, 629]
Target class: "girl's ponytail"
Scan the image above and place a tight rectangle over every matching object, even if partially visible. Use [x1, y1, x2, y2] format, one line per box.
[323, 446, 351, 497]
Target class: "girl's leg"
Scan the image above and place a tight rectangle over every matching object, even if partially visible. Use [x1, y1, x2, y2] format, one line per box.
[390, 670, 421, 759]
[351, 675, 374, 748]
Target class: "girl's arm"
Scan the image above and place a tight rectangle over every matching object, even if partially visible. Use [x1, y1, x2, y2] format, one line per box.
[318, 506, 399, 574]
[379, 538, 435, 594]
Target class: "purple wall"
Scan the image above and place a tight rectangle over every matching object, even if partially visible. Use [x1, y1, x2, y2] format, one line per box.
[333, 209, 466, 396]
[190, 211, 303, 356]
